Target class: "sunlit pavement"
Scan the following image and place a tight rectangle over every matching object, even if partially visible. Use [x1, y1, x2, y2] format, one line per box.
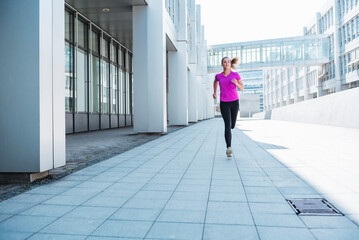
[0, 118, 358, 240]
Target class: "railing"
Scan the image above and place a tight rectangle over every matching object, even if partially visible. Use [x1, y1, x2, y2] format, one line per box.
[207, 35, 330, 72]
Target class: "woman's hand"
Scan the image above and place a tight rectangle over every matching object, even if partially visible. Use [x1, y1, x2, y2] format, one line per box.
[231, 79, 244, 91]
[213, 93, 216, 99]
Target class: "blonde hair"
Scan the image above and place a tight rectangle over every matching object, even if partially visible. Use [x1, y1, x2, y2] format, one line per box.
[221, 57, 239, 70]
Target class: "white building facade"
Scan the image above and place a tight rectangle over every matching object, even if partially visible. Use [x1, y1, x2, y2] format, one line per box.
[264, 0, 359, 110]
[0, 0, 213, 180]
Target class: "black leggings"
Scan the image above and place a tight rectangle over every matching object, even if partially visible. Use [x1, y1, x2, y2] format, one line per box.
[220, 100, 239, 148]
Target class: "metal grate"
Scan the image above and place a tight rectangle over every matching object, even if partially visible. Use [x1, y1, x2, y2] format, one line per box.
[286, 198, 344, 216]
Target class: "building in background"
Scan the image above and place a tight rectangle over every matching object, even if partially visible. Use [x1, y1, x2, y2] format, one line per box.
[238, 70, 264, 112]
[264, 0, 359, 110]
[0, 0, 213, 181]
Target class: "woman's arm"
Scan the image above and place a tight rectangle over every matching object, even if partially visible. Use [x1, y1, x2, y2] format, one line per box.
[231, 79, 244, 91]
[213, 79, 218, 99]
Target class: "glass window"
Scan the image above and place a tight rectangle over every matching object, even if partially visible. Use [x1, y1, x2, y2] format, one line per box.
[352, 20, 355, 39]
[65, 10, 73, 42]
[91, 30, 99, 54]
[121, 70, 126, 114]
[126, 72, 131, 114]
[101, 37, 109, 59]
[77, 49, 88, 112]
[119, 70, 124, 114]
[78, 19, 88, 49]
[343, 26, 346, 44]
[101, 61, 110, 113]
[65, 42, 74, 112]
[91, 55, 100, 113]
[347, 23, 351, 42]
[111, 44, 116, 63]
[120, 47, 126, 69]
[128, 53, 133, 72]
[111, 65, 118, 114]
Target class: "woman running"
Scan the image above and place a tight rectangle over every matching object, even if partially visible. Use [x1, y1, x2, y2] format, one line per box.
[213, 57, 244, 157]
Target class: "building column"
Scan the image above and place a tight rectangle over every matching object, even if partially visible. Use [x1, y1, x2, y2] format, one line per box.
[197, 81, 203, 121]
[285, 68, 291, 105]
[333, 0, 342, 92]
[293, 67, 299, 103]
[133, 0, 167, 133]
[0, 0, 65, 178]
[188, 67, 198, 122]
[168, 0, 188, 126]
[303, 67, 310, 100]
[168, 42, 188, 126]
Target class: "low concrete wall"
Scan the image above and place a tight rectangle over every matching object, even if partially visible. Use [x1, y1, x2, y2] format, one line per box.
[252, 111, 271, 119]
[253, 87, 359, 129]
[239, 94, 261, 117]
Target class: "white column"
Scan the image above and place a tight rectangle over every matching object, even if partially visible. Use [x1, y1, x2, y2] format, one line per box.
[0, 0, 65, 173]
[293, 67, 299, 103]
[303, 67, 310, 100]
[285, 68, 291, 105]
[188, 66, 198, 122]
[133, 0, 167, 133]
[168, 0, 188, 126]
[333, 0, 342, 92]
[168, 42, 188, 126]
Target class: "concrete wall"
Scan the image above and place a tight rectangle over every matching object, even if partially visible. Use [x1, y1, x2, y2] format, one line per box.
[239, 94, 261, 117]
[253, 87, 359, 129]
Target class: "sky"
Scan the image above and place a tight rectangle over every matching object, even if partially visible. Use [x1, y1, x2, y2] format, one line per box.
[196, 0, 329, 46]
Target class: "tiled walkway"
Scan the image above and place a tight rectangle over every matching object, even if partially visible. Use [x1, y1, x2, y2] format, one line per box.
[0, 118, 358, 240]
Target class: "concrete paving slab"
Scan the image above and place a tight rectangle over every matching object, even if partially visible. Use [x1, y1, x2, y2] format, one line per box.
[0, 118, 359, 239]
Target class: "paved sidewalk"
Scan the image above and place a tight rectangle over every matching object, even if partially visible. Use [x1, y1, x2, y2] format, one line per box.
[0, 125, 185, 200]
[0, 118, 358, 239]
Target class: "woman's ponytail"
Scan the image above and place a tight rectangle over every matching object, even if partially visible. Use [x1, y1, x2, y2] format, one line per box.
[231, 57, 239, 70]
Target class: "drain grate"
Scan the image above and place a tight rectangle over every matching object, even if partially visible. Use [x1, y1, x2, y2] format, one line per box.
[286, 198, 344, 216]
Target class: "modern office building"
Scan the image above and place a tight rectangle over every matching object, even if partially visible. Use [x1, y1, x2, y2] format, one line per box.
[0, 0, 213, 180]
[264, 0, 359, 110]
[238, 70, 264, 112]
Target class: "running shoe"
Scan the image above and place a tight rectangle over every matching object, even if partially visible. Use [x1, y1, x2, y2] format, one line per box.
[226, 147, 232, 157]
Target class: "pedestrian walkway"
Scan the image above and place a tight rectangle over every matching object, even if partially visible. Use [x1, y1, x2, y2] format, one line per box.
[0, 118, 358, 240]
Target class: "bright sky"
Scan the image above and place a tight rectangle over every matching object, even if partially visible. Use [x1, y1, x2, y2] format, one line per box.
[196, 0, 329, 46]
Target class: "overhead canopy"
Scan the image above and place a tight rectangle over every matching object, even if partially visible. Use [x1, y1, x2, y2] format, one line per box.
[65, 0, 147, 50]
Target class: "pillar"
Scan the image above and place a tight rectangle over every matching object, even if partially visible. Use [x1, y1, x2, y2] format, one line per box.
[0, 0, 65, 177]
[168, 0, 188, 126]
[168, 42, 188, 126]
[133, 0, 167, 133]
[333, 1, 342, 92]
[188, 66, 198, 122]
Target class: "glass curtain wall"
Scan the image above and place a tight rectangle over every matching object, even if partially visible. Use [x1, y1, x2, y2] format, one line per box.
[65, 9, 74, 112]
[65, 4, 133, 133]
[120, 47, 127, 115]
[101, 36, 110, 114]
[91, 29, 100, 113]
[111, 43, 119, 115]
[76, 17, 89, 112]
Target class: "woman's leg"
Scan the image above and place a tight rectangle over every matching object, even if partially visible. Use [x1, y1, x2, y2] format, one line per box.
[230, 100, 239, 129]
[220, 102, 232, 148]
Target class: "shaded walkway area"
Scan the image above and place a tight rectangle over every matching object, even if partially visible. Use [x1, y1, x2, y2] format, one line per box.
[0, 118, 358, 240]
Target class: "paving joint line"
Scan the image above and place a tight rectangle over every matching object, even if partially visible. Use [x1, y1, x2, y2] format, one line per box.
[86, 121, 209, 239]
[200, 122, 219, 240]
[142, 121, 216, 240]
[22, 130, 189, 240]
[233, 127, 320, 239]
